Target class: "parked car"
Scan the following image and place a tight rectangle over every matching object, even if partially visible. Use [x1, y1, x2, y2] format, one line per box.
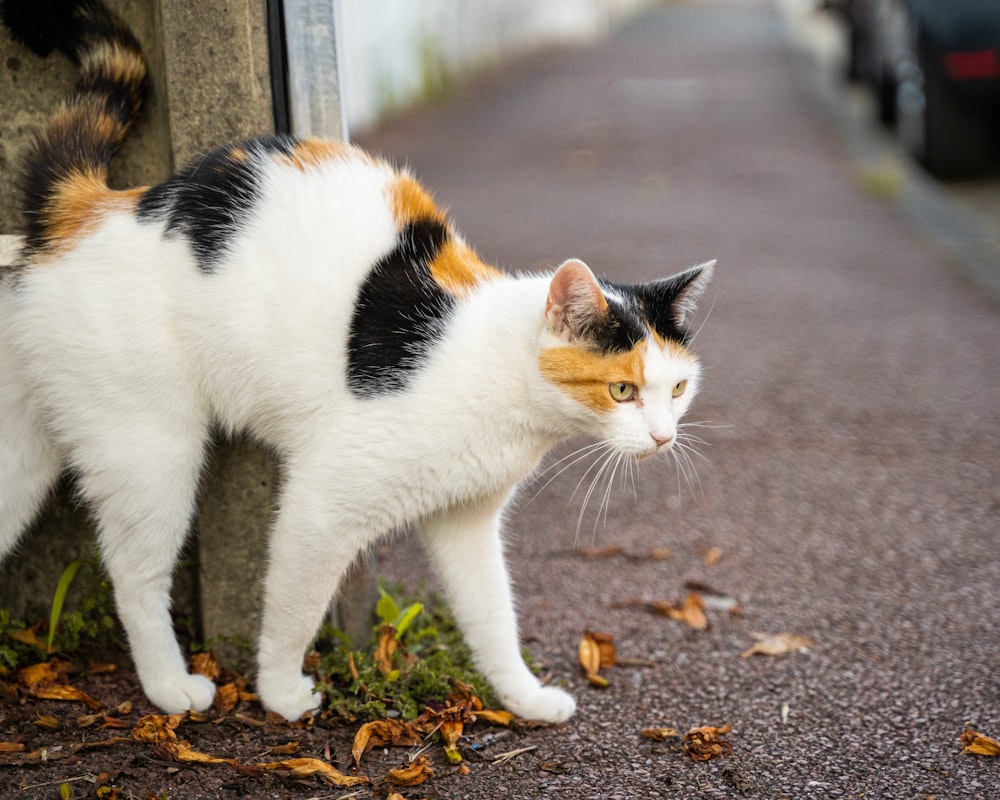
[836, 0, 1000, 178]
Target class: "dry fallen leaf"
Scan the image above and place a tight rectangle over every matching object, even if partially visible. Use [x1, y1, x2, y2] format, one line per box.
[32, 684, 103, 711]
[19, 660, 71, 689]
[961, 728, 1000, 756]
[703, 546, 724, 566]
[385, 754, 435, 786]
[163, 740, 237, 766]
[740, 632, 813, 658]
[0, 742, 25, 753]
[578, 630, 616, 687]
[12, 625, 49, 652]
[473, 708, 514, 726]
[189, 651, 221, 681]
[131, 713, 184, 744]
[262, 756, 368, 787]
[683, 723, 733, 761]
[374, 625, 400, 675]
[351, 719, 423, 766]
[641, 727, 680, 742]
[214, 682, 241, 715]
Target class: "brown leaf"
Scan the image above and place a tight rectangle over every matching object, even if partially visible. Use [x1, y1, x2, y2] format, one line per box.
[32, 683, 103, 710]
[473, 708, 514, 726]
[386, 793, 407, 800]
[740, 632, 813, 658]
[386, 754, 435, 787]
[131, 713, 183, 744]
[19, 660, 70, 689]
[641, 727, 680, 742]
[578, 634, 601, 676]
[683, 723, 733, 761]
[0, 742, 25, 753]
[961, 728, 1000, 756]
[214, 682, 241, 715]
[673, 593, 709, 630]
[34, 714, 60, 729]
[189, 651, 221, 681]
[702, 546, 723, 566]
[164, 740, 237, 766]
[87, 662, 117, 675]
[351, 719, 423, 766]
[647, 547, 672, 560]
[12, 625, 49, 652]
[578, 630, 616, 687]
[374, 625, 400, 675]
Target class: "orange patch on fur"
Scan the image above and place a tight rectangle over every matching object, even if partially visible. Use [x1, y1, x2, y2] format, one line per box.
[43, 171, 146, 253]
[81, 41, 146, 98]
[277, 138, 357, 171]
[390, 174, 445, 226]
[538, 341, 647, 413]
[430, 237, 502, 297]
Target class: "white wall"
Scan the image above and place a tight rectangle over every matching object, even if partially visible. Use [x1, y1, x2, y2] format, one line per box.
[337, 0, 646, 133]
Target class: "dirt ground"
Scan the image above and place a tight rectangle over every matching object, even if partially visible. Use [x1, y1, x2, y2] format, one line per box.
[3, 0, 1000, 798]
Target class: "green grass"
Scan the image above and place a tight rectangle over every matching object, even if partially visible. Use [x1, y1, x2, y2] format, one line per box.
[315, 582, 497, 721]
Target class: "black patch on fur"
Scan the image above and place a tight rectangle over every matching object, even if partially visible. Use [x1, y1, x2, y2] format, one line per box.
[1, 0, 83, 58]
[347, 219, 455, 395]
[590, 282, 652, 354]
[137, 136, 298, 271]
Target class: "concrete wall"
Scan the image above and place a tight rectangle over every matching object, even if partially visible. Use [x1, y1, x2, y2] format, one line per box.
[339, 0, 647, 132]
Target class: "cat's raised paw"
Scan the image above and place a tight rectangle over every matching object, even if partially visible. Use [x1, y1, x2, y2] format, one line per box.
[258, 673, 323, 721]
[147, 673, 217, 714]
[507, 686, 576, 723]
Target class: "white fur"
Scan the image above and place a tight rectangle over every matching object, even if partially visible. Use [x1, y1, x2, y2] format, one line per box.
[0, 152, 703, 723]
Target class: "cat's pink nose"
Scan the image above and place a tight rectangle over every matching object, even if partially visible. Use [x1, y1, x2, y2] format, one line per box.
[651, 433, 673, 448]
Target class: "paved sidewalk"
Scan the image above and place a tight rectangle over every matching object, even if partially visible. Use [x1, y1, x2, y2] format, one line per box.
[362, 1, 1000, 797]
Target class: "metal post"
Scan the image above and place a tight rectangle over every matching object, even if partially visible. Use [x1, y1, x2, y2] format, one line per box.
[278, 0, 377, 647]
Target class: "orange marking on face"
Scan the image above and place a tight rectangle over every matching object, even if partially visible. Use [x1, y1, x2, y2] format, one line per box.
[429, 237, 502, 297]
[538, 340, 647, 414]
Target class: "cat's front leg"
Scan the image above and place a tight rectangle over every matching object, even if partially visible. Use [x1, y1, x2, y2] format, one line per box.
[420, 498, 576, 723]
[256, 477, 370, 721]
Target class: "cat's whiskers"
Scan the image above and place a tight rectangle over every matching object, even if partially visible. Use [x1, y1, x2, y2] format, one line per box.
[523, 440, 611, 506]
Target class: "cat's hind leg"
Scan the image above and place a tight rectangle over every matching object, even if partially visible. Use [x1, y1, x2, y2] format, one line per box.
[0, 325, 62, 560]
[420, 497, 577, 723]
[75, 412, 215, 714]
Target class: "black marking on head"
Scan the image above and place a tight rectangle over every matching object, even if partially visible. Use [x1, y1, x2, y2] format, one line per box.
[347, 218, 455, 395]
[137, 135, 298, 271]
[590, 282, 653, 354]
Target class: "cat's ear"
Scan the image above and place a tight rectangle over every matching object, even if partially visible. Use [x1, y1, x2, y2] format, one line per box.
[640, 260, 715, 331]
[545, 259, 609, 343]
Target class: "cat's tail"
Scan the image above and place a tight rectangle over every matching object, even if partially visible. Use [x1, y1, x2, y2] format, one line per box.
[0, 0, 147, 256]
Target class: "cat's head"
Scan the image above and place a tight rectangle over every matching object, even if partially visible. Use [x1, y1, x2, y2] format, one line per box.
[538, 258, 713, 458]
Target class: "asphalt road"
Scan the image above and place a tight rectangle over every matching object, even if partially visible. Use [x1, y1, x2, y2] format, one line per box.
[361, 0, 1000, 797]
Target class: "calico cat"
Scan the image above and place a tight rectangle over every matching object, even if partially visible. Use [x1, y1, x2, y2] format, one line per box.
[0, 0, 712, 723]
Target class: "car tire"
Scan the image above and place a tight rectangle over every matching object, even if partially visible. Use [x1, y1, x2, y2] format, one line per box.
[898, 42, 991, 178]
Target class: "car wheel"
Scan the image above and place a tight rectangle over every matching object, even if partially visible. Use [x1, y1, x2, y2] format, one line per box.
[898, 42, 991, 178]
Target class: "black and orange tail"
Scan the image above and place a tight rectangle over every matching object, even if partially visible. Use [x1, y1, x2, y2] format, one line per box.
[1, 0, 147, 255]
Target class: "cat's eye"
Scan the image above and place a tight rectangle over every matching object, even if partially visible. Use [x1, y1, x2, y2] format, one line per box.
[609, 382, 636, 402]
[672, 379, 688, 398]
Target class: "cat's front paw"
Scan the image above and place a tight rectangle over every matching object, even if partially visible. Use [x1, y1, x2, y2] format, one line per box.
[258, 673, 322, 721]
[145, 673, 217, 714]
[504, 685, 576, 723]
